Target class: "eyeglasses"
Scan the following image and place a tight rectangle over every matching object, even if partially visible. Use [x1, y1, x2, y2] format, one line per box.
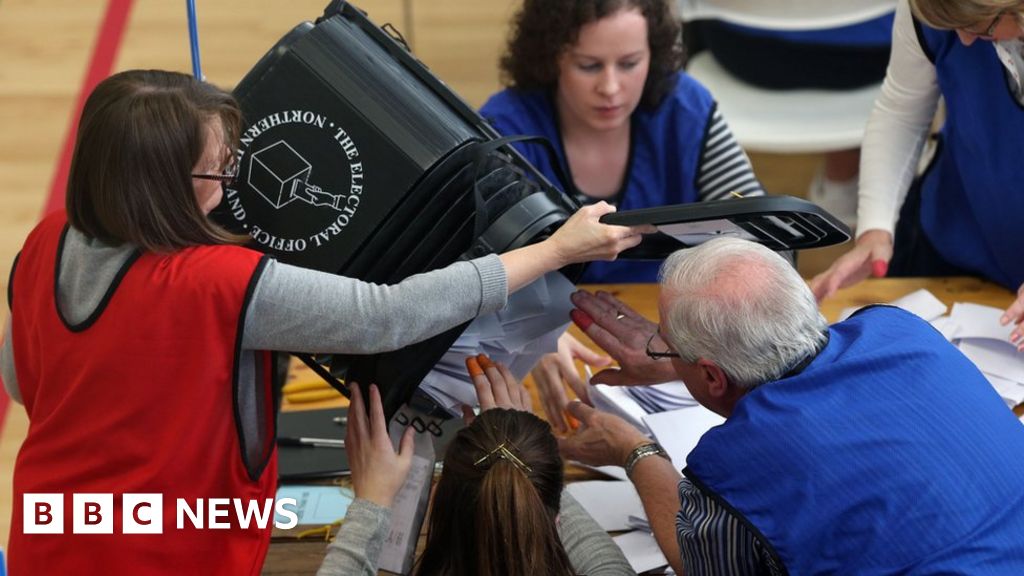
[192, 161, 239, 184]
[962, 11, 1005, 39]
[645, 331, 680, 360]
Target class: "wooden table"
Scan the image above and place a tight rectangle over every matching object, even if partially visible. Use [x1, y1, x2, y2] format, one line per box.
[263, 277, 1020, 575]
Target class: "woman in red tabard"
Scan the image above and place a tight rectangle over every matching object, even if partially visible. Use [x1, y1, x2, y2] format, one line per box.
[1, 69, 647, 576]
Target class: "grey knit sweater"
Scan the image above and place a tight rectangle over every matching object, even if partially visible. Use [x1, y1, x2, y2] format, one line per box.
[316, 492, 636, 576]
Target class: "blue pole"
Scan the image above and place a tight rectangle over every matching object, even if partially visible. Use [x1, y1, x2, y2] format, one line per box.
[186, 0, 203, 79]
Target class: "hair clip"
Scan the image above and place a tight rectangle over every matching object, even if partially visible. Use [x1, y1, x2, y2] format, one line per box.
[473, 441, 533, 474]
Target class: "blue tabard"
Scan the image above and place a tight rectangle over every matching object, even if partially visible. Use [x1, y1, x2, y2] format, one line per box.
[913, 22, 1024, 290]
[480, 73, 712, 283]
[685, 306, 1024, 575]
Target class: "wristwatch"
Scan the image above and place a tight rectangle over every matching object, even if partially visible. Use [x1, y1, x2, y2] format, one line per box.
[624, 442, 670, 477]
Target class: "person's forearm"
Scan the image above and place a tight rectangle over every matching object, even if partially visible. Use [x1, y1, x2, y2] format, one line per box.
[316, 499, 391, 576]
[857, 0, 940, 238]
[630, 456, 686, 576]
[498, 241, 566, 293]
[243, 256, 506, 354]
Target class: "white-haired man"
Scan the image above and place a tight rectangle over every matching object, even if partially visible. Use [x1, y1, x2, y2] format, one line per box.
[560, 237, 1024, 575]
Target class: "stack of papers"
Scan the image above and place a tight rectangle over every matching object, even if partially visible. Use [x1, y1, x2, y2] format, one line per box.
[626, 382, 699, 413]
[840, 290, 1024, 408]
[418, 272, 576, 414]
[590, 381, 698, 433]
[643, 406, 726, 470]
[613, 531, 670, 574]
[565, 480, 646, 532]
[566, 481, 670, 573]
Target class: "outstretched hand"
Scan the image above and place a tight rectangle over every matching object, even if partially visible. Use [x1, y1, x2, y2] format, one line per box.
[809, 230, 893, 302]
[462, 354, 533, 425]
[346, 384, 415, 508]
[557, 400, 650, 468]
[569, 290, 677, 386]
[531, 332, 612, 433]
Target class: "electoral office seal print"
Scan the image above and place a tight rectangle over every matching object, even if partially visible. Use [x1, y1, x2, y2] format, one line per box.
[224, 109, 366, 255]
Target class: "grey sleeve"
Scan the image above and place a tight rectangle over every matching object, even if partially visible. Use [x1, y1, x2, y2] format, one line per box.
[316, 498, 391, 576]
[242, 254, 507, 354]
[559, 491, 637, 575]
[1, 320, 20, 404]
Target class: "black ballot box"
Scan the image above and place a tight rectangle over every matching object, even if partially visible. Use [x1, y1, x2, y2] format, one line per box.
[212, 1, 578, 417]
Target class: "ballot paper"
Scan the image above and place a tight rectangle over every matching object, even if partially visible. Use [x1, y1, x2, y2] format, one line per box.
[626, 382, 699, 413]
[419, 271, 576, 414]
[835, 290, 1024, 408]
[565, 480, 646, 532]
[657, 219, 758, 244]
[948, 303, 1015, 342]
[838, 288, 948, 323]
[377, 420, 435, 575]
[613, 530, 670, 574]
[981, 372, 1024, 408]
[590, 383, 652, 432]
[643, 406, 725, 469]
[957, 340, 1024, 388]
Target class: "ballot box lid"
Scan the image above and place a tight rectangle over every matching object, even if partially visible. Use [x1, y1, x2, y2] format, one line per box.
[601, 195, 851, 259]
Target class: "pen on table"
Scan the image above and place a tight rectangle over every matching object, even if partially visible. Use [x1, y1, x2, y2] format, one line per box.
[277, 437, 346, 449]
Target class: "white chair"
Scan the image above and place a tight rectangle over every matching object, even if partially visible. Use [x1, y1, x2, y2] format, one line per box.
[677, 0, 894, 31]
[679, 0, 895, 154]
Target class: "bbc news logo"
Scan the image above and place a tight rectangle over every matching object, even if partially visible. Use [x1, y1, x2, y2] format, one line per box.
[24, 494, 299, 534]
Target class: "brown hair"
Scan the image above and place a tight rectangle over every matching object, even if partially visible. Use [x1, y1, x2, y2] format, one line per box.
[66, 69, 245, 253]
[909, 0, 1024, 30]
[415, 409, 575, 576]
[499, 0, 684, 109]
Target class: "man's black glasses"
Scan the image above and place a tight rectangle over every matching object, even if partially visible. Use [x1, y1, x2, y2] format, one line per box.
[645, 331, 680, 360]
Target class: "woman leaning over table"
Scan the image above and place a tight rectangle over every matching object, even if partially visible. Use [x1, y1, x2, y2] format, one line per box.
[318, 359, 635, 576]
[811, 0, 1024, 349]
[482, 0, 767, 431]
[0, 69, 647, 576]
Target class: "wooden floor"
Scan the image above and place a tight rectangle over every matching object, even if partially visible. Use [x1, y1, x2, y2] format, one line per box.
[0, 0, 833, 551]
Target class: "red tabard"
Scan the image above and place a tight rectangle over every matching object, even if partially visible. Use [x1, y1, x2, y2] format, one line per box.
[8, 212, 278, 575]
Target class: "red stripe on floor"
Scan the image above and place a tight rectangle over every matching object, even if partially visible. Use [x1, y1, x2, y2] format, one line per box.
[0, 0, 135, 434]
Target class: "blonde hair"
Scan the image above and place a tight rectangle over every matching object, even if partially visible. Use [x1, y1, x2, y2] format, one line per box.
[909, 0, 1024, 30]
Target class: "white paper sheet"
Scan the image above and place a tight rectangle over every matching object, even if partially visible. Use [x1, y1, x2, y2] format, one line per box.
[565, 480, 646, 532]
[949, 303, 1015, 342]
[837, 289, 947, 323]
[982, 372, 1024, 407]
[613, 530, 669, 574]
[890, 289, 949, 321]
[590, 384, 651, 432]
[377, 424, 435, 575]
[643, 406, 725, 469]
[930, 316, 958, 341]
[958, 340, 1024, 385]
[656, 219, 758, 244]
[419, 271, 576, 414]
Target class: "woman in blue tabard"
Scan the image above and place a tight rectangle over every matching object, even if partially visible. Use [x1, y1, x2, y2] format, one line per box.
[482, 0, 766, 429]
[482, 0, 764, 286]
[812, 0, 1024, 350]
